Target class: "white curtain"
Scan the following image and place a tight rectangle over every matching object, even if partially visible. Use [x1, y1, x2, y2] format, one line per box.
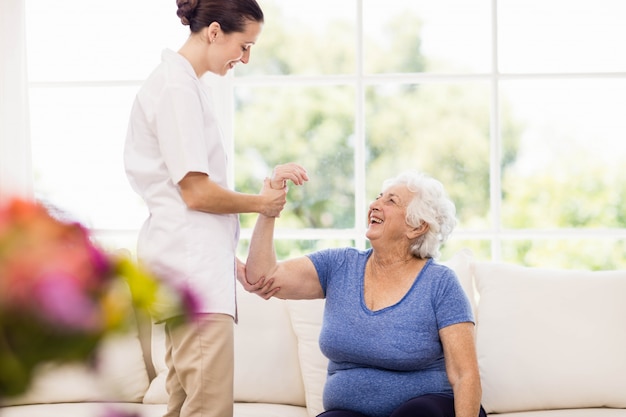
[0, 0, 33, 202]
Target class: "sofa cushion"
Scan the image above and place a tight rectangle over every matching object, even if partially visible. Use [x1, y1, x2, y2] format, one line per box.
[493, 410, 626, 417]
[234, 402, 310, 417]
[0, 402, 311, 417]
[474, 261, 626, 414]
[1, 329, 150, 406]
[441, 248, 476, 314]
[0, 403, 164, 417]
[287, 298, 327, 417]
[144, 284, 305, 406]
[233, 287, 305, 405]
[285, 249, 476, 417]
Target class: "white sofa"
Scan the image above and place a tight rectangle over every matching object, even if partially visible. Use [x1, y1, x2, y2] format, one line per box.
[2, 249, 626, 417]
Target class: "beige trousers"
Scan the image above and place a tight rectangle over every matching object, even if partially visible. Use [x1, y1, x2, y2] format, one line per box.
[163, 313, 234, 417]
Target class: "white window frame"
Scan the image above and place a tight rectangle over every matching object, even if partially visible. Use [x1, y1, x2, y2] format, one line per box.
[3, 0, 625, 261]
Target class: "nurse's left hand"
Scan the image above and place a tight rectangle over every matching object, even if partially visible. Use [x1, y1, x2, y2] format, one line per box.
[237, 272, 280, 300]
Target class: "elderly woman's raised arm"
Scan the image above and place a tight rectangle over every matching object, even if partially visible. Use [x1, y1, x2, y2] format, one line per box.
[244, 176, 323, 301]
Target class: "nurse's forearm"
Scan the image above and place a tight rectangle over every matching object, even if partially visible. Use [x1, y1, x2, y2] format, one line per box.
[178, 172, 276, 215]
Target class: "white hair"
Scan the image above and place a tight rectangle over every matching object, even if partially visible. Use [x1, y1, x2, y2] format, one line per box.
[382, 170, 457, 259]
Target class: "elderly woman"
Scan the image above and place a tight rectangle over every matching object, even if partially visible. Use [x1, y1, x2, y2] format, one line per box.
[243, 170, 486, 417]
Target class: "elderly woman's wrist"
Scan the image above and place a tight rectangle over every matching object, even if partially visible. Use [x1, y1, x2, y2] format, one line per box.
[269, 178, 286, 189]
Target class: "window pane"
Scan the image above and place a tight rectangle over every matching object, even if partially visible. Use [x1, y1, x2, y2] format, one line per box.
[499, 0, 626, 73]
[22, 0, 626, 268]
[92, 231, 140, 256]
[238, 239, 356, 260]
[30, 86, 146, 229]
[235, 0, 357, 76]
[442, 239, 492, 262]
[500, 79, 626, 230]
[363, 0, 491, 74]
[25, 0, 187, 82]
[234, 85, 356, 229]
[365, 82, 492, 229]
[502, 238, 626, 269]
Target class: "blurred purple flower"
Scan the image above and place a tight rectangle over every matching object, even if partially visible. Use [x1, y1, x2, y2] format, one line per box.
[34, 273, 101, 331]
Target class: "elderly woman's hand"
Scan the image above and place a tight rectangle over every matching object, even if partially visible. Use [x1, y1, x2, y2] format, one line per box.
[269, 163, 309, 189]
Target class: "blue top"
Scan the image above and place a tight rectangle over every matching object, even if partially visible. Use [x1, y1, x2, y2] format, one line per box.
[307, 247, 474, 417]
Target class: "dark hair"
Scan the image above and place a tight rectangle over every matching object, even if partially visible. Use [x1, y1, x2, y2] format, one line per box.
[176, 0, 264, 34]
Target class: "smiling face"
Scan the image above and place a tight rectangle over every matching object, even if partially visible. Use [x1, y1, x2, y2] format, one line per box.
[208, 19, 262, 76]
[366, 184, 416, 244]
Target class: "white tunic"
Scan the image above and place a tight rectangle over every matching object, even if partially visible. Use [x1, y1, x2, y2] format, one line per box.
[124, 49, 239, 318]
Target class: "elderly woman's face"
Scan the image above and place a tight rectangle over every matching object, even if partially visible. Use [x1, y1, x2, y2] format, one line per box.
[366, 184, 414, 242]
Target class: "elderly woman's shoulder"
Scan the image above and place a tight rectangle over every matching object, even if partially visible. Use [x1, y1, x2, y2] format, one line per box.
[314, 246, 371, 256]
[308, 246, 370, 261]
[427, 259, 459, 278]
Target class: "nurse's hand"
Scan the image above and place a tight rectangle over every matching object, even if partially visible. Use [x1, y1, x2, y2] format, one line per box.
[237, 271, 280, 300]
[259, 182, 288, 217]
[259, 162, 308, 217]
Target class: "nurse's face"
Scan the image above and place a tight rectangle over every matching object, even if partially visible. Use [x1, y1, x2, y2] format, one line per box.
[209, 19, 262, 76]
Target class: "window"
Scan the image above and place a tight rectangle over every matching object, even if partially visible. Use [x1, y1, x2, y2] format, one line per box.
[21, 0, 626, 269]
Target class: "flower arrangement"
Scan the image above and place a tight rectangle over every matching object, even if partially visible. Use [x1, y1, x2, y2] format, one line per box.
[0, 197, 197, 398]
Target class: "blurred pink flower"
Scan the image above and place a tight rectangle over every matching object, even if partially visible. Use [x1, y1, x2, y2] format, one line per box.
[0, 197, 198, 398]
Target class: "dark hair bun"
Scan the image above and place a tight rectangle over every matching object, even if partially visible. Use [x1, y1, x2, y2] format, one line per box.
[176, 0, 198, 26]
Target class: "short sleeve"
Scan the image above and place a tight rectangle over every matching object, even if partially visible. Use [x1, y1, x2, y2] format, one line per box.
[306, 248, 349, 296]
[432, 267, 475, 329]
[154, 83, 211, 184]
